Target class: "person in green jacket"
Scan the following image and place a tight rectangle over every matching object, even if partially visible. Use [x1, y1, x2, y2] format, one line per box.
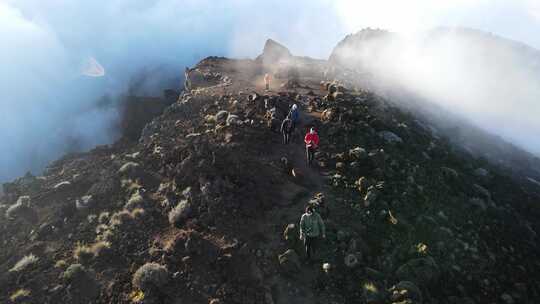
[299, 205, 326, 261]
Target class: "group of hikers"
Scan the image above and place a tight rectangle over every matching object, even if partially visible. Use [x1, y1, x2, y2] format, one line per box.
[265, 72, 326, 262]
[265, 72, 320, 166]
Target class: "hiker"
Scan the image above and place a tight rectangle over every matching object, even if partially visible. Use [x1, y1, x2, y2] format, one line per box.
[299, 205, 326, 261]
[266, 107, 280, 132]
[304, 127, 319, 166]
[264, 73, 271, 90]
[289, 104, 300, 131]
[184, 67, 191, 92]
[280, 116, 293, 144]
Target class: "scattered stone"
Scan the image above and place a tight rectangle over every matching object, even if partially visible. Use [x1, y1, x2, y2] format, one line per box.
[501, 293, 514, 304]
[75, 195, 94, 211]
[168, 200, 192, 228]
[5, 196, 37, 222]
[363, 188, 379, 207]
[344, 254, 359, 268]
[118, 162, 140, 177]
[474, 168, 490, 178]
[389, 281, 423, 304]
[378, 131, 403, 143]
[441, 167, 459, 179]
[215, 110, 229, 125]
[473, 184, 491, 199]
[468, 197, 487, 211]
[226, 114, 242, 126]
[54, 181, 72, 190]
[349, 147, 367, 160]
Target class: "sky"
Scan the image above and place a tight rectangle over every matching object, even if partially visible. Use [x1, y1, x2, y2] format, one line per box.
[1, 0, 540, 182]
[333, 0, 540, 50]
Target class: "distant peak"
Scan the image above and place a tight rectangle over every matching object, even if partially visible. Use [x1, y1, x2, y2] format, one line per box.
[257, 38, 292, 64]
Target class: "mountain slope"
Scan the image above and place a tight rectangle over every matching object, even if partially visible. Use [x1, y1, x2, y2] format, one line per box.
[330, 28, 540, 182]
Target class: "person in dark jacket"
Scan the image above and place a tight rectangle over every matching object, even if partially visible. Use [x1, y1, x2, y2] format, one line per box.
[289, 103, 300, 131]
[281, 116, 293, 144]
[299, 205, 326, 261]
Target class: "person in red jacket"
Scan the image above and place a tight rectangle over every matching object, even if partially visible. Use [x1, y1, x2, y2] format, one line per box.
[304, 127, 319, 166]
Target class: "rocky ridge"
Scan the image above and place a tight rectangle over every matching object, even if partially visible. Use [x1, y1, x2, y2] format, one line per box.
[0, 38, 539, 304]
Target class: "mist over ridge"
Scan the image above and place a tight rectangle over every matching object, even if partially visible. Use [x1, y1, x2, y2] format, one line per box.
[2, 0, 540, 182]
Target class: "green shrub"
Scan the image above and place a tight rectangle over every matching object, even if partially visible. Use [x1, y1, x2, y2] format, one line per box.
[132, 263, 169, 293]
[10, 289, 31, 303]
[73, 243, 94, 265]
[62, 264, 87, 282]
[74, 241, 112, 264]
[9, 254, 38, 272]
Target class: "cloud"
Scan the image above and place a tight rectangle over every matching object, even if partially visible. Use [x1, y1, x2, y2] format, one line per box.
[0, 0, 232, 182]
[331, 0, 540, 49]
[524, 0, 540, 20]
[332, 28, 540, 154]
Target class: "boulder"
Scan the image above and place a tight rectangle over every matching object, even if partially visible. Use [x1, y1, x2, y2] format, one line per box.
[168, 200, 192, 227]
[378, 131, 403, 144]
[226, 114, 242, 126]
[321, 108, 334, 122]
[75, 195, 94, 211]
[473, 167, 489, 178]
[5, 196, 37, 222]
[53, 181, 72, 190]
[363, 188, 379, 207]
[184, 232, 204, 255]
[349, 147, 368, 160]
[215, 110, 229, 125]
[389, 281, 423, 304]
[118, 162, 141, 177]
[472, 184, 491, 200]
[468, 197, 487, 211]
[344, 253, 359, 268]
[395, 257, 440, 287]
[257, 39, 292, 65]
[337, 230, 348, 242]
[441, 167, 459, 179]
[501, 293, 515, 304]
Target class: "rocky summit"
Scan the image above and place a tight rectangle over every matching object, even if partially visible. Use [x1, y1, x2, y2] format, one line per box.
[1, 37, 539, 304]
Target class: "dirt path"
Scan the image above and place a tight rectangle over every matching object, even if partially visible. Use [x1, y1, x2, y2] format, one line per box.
[249, 80, 335, 304]
[201, 70, 333, 303]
